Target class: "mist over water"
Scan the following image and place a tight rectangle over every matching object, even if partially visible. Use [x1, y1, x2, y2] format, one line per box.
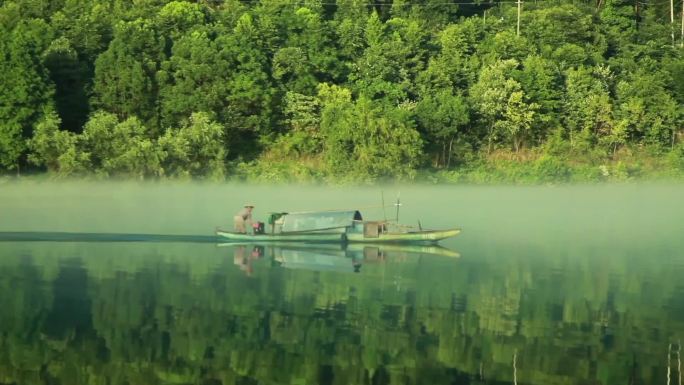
[3, 181, 682, 242]
[1, 181, 684, 384]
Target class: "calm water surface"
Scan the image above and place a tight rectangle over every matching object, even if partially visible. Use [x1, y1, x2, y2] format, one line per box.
[1, 182, 683, 385]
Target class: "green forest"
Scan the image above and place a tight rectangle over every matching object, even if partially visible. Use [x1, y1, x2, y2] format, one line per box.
[1, 0, 683, 182]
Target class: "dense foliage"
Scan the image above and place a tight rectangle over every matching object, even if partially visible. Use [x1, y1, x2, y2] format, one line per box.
[1, 0, 683, 181]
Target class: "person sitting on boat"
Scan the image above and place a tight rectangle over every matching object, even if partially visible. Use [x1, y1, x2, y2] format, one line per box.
[234, 204, 254, 233]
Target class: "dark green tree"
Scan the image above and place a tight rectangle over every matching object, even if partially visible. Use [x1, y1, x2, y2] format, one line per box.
[350, 12, 428, 104]
[43, 37, 90, 133]
[415, 90, 470, 167]
[92, 19, 165, 131]
[157, 27, 232, 130]
[217, 13, 274, 157]
[0, 19, 55, 172]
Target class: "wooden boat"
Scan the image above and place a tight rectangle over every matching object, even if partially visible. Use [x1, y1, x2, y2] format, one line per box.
[216, 208, 460, 244]
[215, 229, 344, 243]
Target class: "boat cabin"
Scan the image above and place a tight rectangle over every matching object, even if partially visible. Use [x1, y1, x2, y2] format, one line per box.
[267, 210, 392, 238]
[268, 210, 361, 233]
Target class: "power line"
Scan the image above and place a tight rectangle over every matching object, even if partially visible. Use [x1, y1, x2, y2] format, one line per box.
[235, 0, 522, 5]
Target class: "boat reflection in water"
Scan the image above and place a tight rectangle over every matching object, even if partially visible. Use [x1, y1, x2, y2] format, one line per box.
[222, 242, 460, 276]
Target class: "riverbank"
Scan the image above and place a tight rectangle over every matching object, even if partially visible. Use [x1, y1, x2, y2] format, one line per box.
[4, 145, 684, 185]
[232, 145, 684, 184]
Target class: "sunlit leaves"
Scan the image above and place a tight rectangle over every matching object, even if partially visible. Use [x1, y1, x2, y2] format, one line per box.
[28, 110, 226, 179]
[615, 71, 682, 147]
[563, 66, 614, 146]
[320, 91, 422, 180]
[158, 112, 226, 180]
[470, 59, 538, 152]
[79, 111, 162, 177]
[28, 108, 77, 173]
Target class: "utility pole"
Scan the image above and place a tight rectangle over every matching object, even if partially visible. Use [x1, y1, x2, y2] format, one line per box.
[672, 0, 676, 47]
[517, 0, 522, 36]
[681, 0, 683, 48]
[635, 0, 639, 31]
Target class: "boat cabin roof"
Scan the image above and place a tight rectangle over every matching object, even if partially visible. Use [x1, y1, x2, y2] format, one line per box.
[281, 210, 362, 233]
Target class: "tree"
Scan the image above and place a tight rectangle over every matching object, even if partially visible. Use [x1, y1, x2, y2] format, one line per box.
[416, 18, 483, 91]
[0, 19, 55, 172]
[600, 0, 638, 56]
[515, 55, 563, 143]
[478, 31, 535, 65]
[275, 92, 323, 156]
[157, 112, 226, 179]
[349, 11, 406, 103]
[78, 111, 162, 178]
[496, 90, 538, 153]
[319, 85, 422, 180]
[272, 7, 341, 94]
[470, 59, 538, 152]
[614, 70, 681, 147]
[43, 37, 90, 133]
[350, 12, 429, 104]
[92, 19, 164, 131]
[563, 65, 615, 147]
[333, 0, 370, 63]
[217, 13, 274, 157]
[157, 27, 232, 130]
[29, 111, 160, 177]
[49, 0, 114, 64]
[389, 0, 462, 31]
[156, 1, 207, 38]
[600, 118, 628, 155]
[28, 108, 79, 174]
[415, 90, 470, 167]
[524, 3, 604, 62]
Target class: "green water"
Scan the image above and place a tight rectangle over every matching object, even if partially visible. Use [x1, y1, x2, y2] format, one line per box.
[1, 181, 684, 385]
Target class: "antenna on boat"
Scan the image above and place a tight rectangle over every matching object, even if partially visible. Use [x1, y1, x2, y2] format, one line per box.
[395, 192, 402, 222]
[381, 191, 387, 222]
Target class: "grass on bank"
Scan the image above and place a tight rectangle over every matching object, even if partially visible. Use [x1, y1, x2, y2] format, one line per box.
[4, 143, 684, 185]
[232, 142, 684, 184]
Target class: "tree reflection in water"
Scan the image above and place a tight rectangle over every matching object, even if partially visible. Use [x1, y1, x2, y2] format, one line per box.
[0, 239, 682, 385]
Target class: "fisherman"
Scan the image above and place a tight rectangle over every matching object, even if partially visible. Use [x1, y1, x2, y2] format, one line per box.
[234, 204, 254, 233]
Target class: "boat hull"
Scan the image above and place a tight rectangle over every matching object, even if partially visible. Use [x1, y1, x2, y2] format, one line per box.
[216, 229, 344, 242]
[345, 228, 461, 244]
[216, 228, 461, 244]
